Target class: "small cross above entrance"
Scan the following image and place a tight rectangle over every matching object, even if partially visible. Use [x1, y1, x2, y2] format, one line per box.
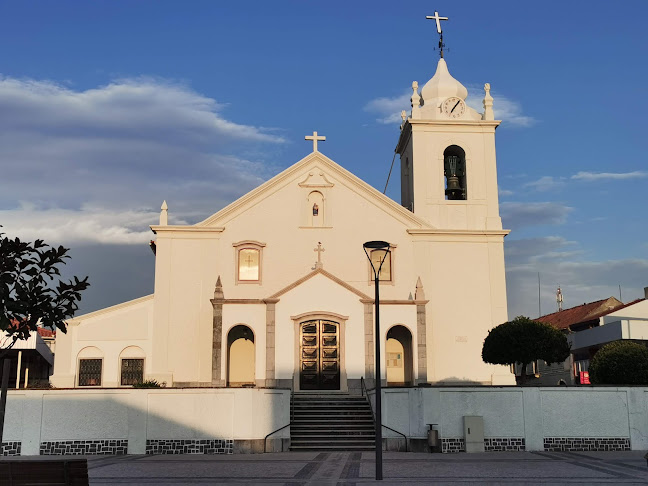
[305, 131, 326, 152]
[314, 242, 325, 269]
[426, 11, 448, 34]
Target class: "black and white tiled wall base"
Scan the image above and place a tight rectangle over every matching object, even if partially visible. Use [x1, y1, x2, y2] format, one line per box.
[146, 439, 233, 455]
[442, 437, 526, 453]
[544, 437, 630, 452]
[1, 441, 21, 456]
[441, 438, 465, 453]
[484, 437, 526, 452]
[40, 439, 128, 455]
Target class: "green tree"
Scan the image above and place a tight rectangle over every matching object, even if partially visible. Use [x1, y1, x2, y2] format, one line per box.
[482, 316, 571, 384]
[1, 231, 89, 347]
[0, 229, 89, 440]
[588, 341, 648, 385]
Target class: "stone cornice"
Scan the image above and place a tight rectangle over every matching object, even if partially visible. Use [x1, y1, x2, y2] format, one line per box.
[407, 119, 501, 129]
[407, 228, 510, 237]
[151, 225, 225, 234]
[211, 298, 280, 306]
[360, 299, 429, 305]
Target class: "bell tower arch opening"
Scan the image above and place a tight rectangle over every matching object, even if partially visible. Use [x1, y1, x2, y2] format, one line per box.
[443, 145, 466, 200]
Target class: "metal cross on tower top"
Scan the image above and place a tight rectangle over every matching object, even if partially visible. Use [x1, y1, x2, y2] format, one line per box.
[426, 11, 448, 34]
[426, 11, 449, 58]
[305, 131, 326, 152]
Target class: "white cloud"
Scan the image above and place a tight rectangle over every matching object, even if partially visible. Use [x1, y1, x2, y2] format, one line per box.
[500, 202, 572, 229]
[466, 87, 535, 127]
[363, 92, 410, 124]
[499, 188, 514, 196]
[505, 236, 579, 266]
[0, 203, 162, 245]
[0, 75, 285, 244]
[523, 176, 565, 192]
[365, 87, 535, 127]
[571, 171, 648, 181]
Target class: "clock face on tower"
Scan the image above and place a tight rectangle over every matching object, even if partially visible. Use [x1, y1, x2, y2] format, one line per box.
[442, 97, 466, 118]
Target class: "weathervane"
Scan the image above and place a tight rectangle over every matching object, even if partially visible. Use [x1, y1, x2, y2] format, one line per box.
[426, 11, 449, 58]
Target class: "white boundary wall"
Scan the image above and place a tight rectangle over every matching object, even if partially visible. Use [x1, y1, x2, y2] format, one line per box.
[4, 386, 648, 455]
[2, 388, 290, 455]
[376, 387, 648, 452]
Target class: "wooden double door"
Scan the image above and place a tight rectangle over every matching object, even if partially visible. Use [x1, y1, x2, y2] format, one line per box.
[299, 319, 340, 390]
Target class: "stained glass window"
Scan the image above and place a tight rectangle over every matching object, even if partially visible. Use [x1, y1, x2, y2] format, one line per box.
[238, 249, 260, 281]
[78, 359, 102, 386]
[121, 359, 144, 385]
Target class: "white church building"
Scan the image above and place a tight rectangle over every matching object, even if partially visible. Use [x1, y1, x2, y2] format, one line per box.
[51, 56, 516, 391]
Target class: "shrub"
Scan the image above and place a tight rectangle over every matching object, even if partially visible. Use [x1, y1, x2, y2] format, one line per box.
[133, 379, 166, 388]
[588, 341, 648, 385]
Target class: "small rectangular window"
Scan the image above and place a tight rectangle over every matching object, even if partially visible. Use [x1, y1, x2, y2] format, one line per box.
[78, 359, 102, 386]
[370, 249, 391, 281]
[238, 248, 260, 281]
[121, 358, 144, 385]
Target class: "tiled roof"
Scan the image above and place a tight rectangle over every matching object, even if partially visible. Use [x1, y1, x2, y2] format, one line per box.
[535, 297, 624, 331]
[37, 328, 56, 338]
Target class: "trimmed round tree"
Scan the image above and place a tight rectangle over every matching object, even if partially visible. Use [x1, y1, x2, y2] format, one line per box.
[588, 341, 648, 385]
[482, 316, 571, 384]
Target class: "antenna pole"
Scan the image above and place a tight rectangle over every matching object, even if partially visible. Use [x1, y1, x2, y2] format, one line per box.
[619, 284, 622, 302]
[538, 273, 541, 317]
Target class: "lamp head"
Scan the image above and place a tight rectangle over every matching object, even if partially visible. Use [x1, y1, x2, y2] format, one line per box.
[363, 241, 391, 276]
[363, 241, 390, 251]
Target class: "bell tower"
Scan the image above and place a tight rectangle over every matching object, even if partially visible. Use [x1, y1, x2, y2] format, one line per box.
[396, 58, 503, 231]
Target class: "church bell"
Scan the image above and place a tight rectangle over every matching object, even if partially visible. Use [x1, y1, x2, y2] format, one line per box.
[444, 155, 464, 199]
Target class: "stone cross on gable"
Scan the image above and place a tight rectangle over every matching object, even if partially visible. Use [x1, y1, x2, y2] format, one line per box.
[314, 242, 325, 269]
[426, 11, 448, 34]
[305, 131, 326, 152]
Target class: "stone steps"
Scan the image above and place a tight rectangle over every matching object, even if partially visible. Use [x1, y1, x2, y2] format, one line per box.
[290, 393, 376, 451]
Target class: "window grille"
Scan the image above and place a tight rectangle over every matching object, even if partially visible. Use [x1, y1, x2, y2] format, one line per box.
[121, 358, 144, 385]
[78, 359, 102, 386]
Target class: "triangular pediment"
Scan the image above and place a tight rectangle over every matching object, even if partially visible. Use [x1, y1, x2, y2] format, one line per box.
[268, 267, 372, 301]
[195, 151, 432, 229]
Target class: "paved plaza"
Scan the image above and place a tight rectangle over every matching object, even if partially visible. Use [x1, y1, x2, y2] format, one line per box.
[73, 450, 648, 485]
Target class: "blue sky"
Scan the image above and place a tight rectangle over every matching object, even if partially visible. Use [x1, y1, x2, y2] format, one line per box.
[1, 1, 646, 319]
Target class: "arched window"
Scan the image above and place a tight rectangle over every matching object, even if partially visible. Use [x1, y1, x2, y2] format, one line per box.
[308, 191, 324, 227]
[386, 325, 413, 386]
[443, 145, 467, 200]
[227, 325, 255, 386]
[119, 346, 146, 386]
[77, 346, 104, 387]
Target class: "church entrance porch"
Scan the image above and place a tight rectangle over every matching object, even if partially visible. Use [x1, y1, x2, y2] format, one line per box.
[227, 325, 255, 387]
[299, 319, 340, 390]
[386, 325, 413, 386]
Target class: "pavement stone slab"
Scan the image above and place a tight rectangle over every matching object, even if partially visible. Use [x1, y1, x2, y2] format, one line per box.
[6, 450, 645, 485]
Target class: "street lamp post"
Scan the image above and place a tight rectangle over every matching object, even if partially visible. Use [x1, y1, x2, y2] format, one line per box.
[363, 240, 390, 481]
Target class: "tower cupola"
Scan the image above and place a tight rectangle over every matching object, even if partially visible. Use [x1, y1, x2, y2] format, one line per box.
[421, 58, 468, 107]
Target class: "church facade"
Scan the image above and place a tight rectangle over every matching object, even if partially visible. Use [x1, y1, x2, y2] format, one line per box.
[51, 57, 515, 390]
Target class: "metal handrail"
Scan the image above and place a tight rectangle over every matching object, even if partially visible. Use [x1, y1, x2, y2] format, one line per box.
[360, 376, 409, 452]
[263, 423, 291, 453]
[264, 393, 293, 453]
